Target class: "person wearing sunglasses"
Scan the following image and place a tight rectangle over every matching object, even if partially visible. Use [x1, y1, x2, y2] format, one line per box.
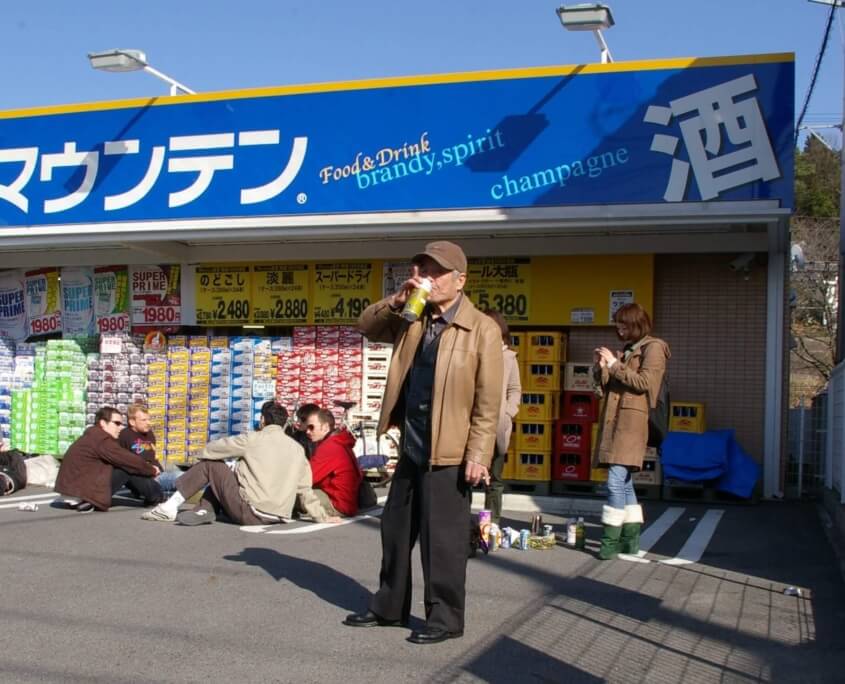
[303, 408, 362, 518]
[143, 401, 340, 526]
[55, 406, 160, 512]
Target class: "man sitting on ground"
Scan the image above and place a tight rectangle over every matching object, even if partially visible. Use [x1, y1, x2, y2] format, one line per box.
[118, 403, 165, 504]
[305, 408, 362, 518]
[142, 401, 340, 526]
[55, 406, 160, 512]
[286, 402, 320, 459]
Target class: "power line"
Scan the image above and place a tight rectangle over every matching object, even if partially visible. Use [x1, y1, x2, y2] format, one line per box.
[796, 2, 839, 140]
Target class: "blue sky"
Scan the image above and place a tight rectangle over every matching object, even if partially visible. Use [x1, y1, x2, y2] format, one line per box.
[3, 1, 844, 147]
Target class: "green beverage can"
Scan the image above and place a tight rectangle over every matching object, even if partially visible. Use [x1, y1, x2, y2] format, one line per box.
[401, 279, 433, 322]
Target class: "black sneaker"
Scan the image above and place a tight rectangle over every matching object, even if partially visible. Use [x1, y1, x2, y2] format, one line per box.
[76, 502, 95, 513]
[176, 509, 216, 526]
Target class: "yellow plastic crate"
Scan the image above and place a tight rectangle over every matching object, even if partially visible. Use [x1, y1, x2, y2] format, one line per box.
[526, 363, 561, 391]
[526, 332, 566, 363]
[590, 467, 608, 483]
[669, 402, 706, 433]
[518, 392, 560, 422]
[513, 451, 551, 481]
[515, 421, 553, 452]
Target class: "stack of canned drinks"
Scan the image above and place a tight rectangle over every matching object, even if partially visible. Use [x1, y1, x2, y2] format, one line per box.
[480, 510, 556, 551]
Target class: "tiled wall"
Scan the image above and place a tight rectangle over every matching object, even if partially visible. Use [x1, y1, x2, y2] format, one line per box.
[568, 253, 767, 461]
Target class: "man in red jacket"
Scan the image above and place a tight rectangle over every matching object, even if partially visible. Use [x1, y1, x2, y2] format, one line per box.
[305, 408, 362, 517]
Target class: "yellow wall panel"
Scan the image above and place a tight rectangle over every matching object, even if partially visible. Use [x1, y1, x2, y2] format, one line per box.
[528, 254, 654, 326]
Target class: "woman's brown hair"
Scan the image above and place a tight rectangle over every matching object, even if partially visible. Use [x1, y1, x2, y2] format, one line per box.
[613, 303, 652, 342]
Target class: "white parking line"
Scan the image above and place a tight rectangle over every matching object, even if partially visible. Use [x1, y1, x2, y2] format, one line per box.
[660, 509, 724, 566]
[241, 508, 384, 534]
[0, 495, 58, 510]
[639, 507, 685, 552]
[1, 491, 60, 503]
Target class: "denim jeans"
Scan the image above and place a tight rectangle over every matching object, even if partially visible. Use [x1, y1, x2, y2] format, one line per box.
[607, 465, 637, 510]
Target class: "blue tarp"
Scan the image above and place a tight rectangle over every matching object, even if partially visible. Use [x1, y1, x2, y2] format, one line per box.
[660, 429, 759, 498]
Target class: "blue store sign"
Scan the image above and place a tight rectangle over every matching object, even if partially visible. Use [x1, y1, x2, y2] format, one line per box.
[0, 53, 794, 228]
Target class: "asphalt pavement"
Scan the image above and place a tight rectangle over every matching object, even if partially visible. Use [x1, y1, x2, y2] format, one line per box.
[0, 486, 843, 683]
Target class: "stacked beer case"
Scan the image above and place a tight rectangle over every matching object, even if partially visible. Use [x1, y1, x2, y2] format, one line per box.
[510, 332, 566, 486]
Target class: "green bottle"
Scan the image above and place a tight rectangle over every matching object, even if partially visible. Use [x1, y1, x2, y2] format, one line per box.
[575, 516, 586, 550]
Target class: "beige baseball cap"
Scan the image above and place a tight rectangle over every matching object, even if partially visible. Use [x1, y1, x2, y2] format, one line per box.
[412, 241, 468, 273]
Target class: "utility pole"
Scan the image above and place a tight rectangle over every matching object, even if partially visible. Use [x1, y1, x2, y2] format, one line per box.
[808, 1, 845, 362]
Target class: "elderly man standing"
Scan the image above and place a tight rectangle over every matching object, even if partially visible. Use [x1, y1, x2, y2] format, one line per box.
[344, 241, 503, 644]
[55, 406, 160, 512]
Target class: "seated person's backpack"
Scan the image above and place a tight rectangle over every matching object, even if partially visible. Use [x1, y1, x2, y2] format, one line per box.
[0, 450, 28, 495]
[357, 478, 378, 510]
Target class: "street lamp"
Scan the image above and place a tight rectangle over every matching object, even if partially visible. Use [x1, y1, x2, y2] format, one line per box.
[87, 49, 196, 95]
[556, 3, 615, 64]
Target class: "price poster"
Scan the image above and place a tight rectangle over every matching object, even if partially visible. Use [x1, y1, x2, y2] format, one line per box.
[382, 261, 413, 299]
[465, 257, 531, 322]
[94, 266, 130, 335]
[0, 270, 27, 342]
[130, 265, 182, 331]
[252, 264, 310, 325]
[195, 265, 252, 325]
[24, 267, 62, 337]
[60, 267, 96, 336]
[609, 289, 634, 323]
[312, 262, 375, 324]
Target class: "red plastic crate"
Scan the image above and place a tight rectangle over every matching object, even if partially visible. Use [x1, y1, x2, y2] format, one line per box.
[562, 391, 599, 422]
[551, 450, 591, 481]
[553, 419, 592, 454]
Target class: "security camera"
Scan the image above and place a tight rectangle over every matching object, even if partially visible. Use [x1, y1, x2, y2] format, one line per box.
[729, 253, 755, 272]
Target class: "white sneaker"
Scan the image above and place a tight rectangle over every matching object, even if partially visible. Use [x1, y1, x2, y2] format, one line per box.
[618, 552, 651, 563]
[141, 504, 177, 522]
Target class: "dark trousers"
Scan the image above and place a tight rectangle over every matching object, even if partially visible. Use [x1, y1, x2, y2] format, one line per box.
[484, 446, 505, 524]
[176, 460, 263, 526]
[111, 468, 162, 504]
[370, 456, 471, 633]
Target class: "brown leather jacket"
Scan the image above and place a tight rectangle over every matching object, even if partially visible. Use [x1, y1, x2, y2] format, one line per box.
[55, 425, 157, 510]
[358, 295, 503, 468]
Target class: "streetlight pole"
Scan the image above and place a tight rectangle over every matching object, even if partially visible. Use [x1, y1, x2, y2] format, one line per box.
[87, 49, 196, 95]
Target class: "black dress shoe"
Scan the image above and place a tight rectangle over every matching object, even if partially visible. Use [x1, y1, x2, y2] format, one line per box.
[407, 627, 463, 644]
[342, 610, 406, 628]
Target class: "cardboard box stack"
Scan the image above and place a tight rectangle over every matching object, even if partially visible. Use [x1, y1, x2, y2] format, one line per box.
[9, 344, 37, 453]
[251, 338, 277, 429]
[188, 336, 212, 460]
[209, 342, 233, 441]
[296, 327, 322, 408]
[229, 337, 256, 435]
[164, 338, 190, 464]
[361, 338, 392, 420]
[145, 352, 167, 449]
[0, 338, 13, 447]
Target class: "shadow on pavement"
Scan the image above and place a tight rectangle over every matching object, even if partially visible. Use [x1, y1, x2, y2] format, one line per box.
[223, 547, 371, 613]
[461, 635, 602, 683]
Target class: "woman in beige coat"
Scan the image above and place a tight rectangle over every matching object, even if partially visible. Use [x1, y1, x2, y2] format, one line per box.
[594, 303, 669, 560]
[484, 310, 521, 524]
